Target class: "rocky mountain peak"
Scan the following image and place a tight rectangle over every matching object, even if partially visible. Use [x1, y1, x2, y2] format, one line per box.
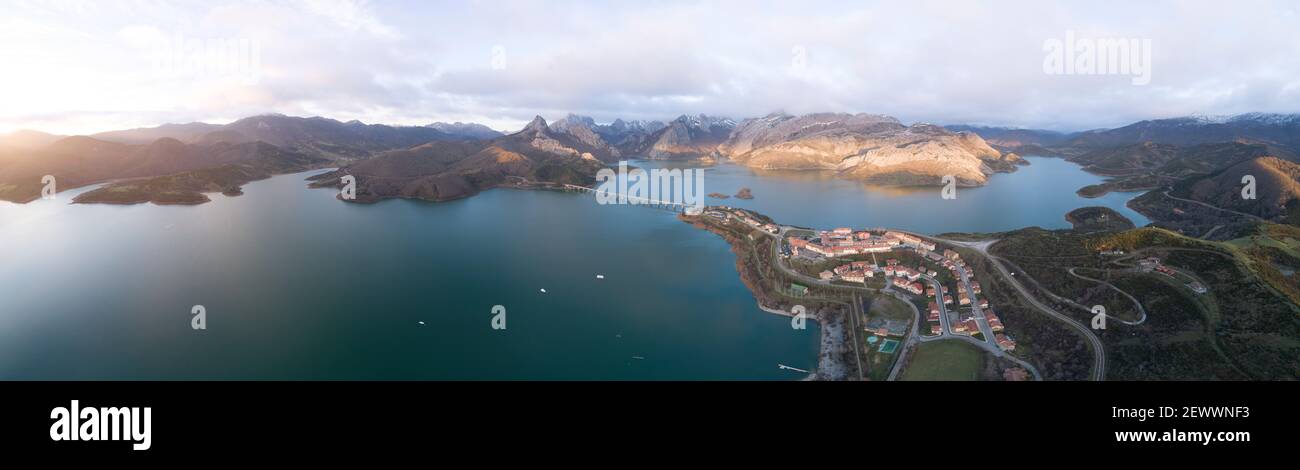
[522, 116, 549, 134]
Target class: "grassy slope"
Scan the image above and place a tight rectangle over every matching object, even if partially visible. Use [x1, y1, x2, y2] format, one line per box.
[899, 340, 986, 381]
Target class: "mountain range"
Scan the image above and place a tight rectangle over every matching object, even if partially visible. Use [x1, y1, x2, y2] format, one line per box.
[306, 116, 605, 203]
[951, 112, 1300, 157]
[6, 110, 1300, 207]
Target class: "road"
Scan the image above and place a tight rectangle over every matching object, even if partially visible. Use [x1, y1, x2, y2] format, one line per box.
[1161, 190, 1264, 222]
[1067, 267, 1148, 325]
[754, 222, 1041, 380]
[953, 264, 999, 346]
[933, 237, 1107, 381]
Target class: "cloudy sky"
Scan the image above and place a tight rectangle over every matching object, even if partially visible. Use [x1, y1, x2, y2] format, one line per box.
[2, 0, 1299, 135]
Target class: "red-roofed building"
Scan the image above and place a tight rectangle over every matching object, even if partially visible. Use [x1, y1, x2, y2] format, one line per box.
[996, 334, 1016, 351]
[842, 270, 866, 283]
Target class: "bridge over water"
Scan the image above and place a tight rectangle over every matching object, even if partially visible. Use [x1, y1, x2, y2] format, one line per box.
[562, 184, 695, 214]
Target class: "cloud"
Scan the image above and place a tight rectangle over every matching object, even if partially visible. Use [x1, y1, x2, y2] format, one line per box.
[2, 0, 1300, 134]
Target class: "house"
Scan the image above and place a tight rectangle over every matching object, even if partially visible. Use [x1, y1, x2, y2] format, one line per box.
[943, 295, 954, 305]
[819, 270, 834, 280]
[891, 278, 924, 295]
[985, 310, 1003, 331]
[958, 293, 971, 305]
[970, 282, 982, 294]
[995, 334, 1017, 351]
[959, 319, 981, 336]
[787, 238, 809, 255]
[928, 302, 940, 315]
[842, 270, 866, 283]
[930, 324, 943, 335]
[865, 318, 908, 337]
[884, 231, 923, 246]
[987, 316, 1004, 331]
[977, 298, 989, 309]
[943, 249, 961, 261]
[952, 320, 972, 334]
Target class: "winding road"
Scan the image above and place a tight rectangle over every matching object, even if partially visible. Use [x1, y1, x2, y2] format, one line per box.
[756, 223, 1043, 380]
[1160, 190, 1264, 222]
[923, 236, 1108, 381]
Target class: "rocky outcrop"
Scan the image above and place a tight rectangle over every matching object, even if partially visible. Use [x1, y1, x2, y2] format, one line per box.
[721, 113, 1013, 186]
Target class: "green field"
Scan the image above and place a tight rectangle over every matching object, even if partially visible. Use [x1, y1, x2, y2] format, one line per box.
[867, 295, 913, 320]
[899, 340, 987, 381]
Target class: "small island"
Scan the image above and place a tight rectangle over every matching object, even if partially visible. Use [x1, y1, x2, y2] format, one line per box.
[1064, 206, 1135, 231]
[734, 187, 753, 199]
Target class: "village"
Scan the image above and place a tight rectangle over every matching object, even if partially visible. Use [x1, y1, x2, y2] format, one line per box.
[703, 206, 1020, 357]
[782, 225, 1018, 353]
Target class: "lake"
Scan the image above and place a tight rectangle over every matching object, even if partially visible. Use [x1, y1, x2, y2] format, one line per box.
[0, 155, 1142, 379]
[637, 156, 1149, 234]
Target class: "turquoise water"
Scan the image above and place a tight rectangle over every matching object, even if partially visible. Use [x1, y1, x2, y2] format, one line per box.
[0, 173, 819, 379]
[0, 156, 1142, 379]
[640, 156, 1150, 234]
